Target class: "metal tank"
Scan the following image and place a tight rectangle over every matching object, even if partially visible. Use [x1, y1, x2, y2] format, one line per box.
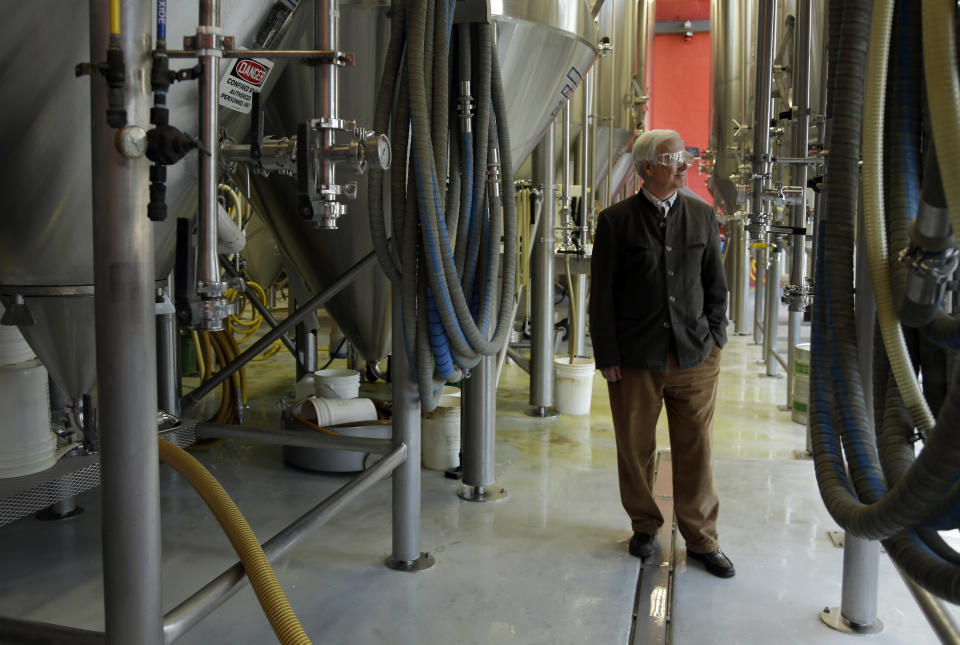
[594, 0, 656, 202]
[0, 1, 287, 399]
[251, 0, 599, 363]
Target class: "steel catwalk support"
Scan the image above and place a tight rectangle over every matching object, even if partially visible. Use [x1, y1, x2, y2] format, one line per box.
[530, 126, 556, 415]
[196, 0, 227, 331]
[156, 292, 181, 416]
[89, 0, 163, 642]
[764, 241, 781, 376]
[386, 283, 434, 571]
[897, 567, 960, 644]
[786, 0, 812, 406]
[163, 444, 407, 642]
[180, 250, 378, 409]
[459, 354, 506, 501]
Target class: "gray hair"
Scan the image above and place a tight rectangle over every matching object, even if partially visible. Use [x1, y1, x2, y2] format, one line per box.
[632, 129, 684, 180]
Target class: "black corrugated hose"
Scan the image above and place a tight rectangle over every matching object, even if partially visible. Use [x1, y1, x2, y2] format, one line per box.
[810, 0, 960, 602]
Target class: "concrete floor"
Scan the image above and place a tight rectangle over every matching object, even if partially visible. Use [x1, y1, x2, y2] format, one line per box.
[0, 314, 958, 643]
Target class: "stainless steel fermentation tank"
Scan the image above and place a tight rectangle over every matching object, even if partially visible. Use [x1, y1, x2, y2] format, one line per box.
[252, 0, 599, 363]
[0, 0, 285, 402]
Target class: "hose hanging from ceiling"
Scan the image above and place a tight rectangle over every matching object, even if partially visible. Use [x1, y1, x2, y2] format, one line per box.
[368, 0, 517, 411]
[809, 0, 960, 602]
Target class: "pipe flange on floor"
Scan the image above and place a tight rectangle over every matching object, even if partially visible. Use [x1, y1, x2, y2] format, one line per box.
[457, 484, 508, 503]
[819, 607, 884, 635]
[385, 552, 436, 572]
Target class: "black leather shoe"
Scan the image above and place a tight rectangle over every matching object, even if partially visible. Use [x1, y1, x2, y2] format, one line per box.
[687, 549, 736, 578]
[628, 532, 656, 559]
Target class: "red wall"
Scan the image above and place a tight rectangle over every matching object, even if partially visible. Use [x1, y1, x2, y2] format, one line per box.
[649, 29, 712, 204]
[656, 0, 710, 22]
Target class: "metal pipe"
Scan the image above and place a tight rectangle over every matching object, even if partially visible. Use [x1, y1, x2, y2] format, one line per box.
[462, 354, 496, 488]
[754, 244, 766, 344]
[505, 347, 531, 374]
[571, 273, 588, 356]
[387, 282, 428, 568]
[196, 0, 226, 331]
[0, 617, 105, 645]
[530, 126, 556, 411]
[897, 566, 960, 644]
[838, 535, 881, 630]
[163, 444, 406, 643]
[581, 66, 593, 247]
[89, 0, 162, 641]
[734, 220, 750, 334]
[293, 295, 318, 380]
[156, 293, 181, 416]
[606, 0, 615, 208]
[180, 250, 377, 409]
[316, 0, 338, 200]
[194, 421, 394, 454]
[219, 257, 298, 359]
[764, 240, 781, 376]
[562, 102, 572, 248]
[751, 0, 777, 237]
[786, 0, 812, 409]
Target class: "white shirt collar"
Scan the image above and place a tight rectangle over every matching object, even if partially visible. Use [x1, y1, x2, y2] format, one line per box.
[641, 187, 678, 216]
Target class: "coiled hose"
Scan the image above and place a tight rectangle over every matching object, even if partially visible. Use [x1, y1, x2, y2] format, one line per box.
[368, 0, 517, 411]
[809, 0, 960, 601]
[158, 438, 311, 644]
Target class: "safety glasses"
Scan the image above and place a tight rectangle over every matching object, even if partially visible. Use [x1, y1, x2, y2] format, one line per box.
[652, 150, 696, 168]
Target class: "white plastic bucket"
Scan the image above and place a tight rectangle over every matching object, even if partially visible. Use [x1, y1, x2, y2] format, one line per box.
[0, 358, 55, 478]
[285, 396, 385, 472]
[422, 402, 460, 471]
[0, 303, 36, 366]
[313, 368, 361, 399]
[792, 344, 811, 425]
[554, 356, 596, 415]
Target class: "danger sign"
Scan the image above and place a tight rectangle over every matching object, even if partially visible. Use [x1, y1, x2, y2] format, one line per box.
[218, 56, 275, 114]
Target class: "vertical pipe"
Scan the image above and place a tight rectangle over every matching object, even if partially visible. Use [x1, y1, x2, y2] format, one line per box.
[389, 283, 423, 566]
[751, 0, 777, 237]
[530, 126, 556, 413]
[764, 240, 781, 376]
[839, 535, 881, 629]
[293, 298, 318, 380]
[156, 290, 181, 416]
[581, 67, 592, 247]
[754, 244, 766, 343]
[835, 193, 880, 630]
[571, 274, 588, 357]
[89, 0, 162, 641]
[197, 0, 224, 330]
[787, 0, 812, 403]
[563, 103, 572, 248]
[316, 0, 338, 196]
[462, 354, 495, 488]
[734, 220, 750, 334]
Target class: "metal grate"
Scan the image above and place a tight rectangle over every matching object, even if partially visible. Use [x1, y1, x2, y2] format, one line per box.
[0, 422, 196, 527]
[0, 461, 101, 527]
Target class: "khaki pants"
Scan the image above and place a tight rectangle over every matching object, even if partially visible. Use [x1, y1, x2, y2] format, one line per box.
[607, 346, 722, 553]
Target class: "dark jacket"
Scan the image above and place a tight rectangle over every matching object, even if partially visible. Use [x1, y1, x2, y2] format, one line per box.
[589, 191, 728, 371]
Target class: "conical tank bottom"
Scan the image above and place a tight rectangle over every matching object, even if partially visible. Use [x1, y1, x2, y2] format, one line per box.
[17, 296, 96, 400]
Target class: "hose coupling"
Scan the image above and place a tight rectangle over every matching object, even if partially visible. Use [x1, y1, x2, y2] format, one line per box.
[458, 81, 475, 133]
[486, 147, 501, 198]
[896, 199, 958, 325]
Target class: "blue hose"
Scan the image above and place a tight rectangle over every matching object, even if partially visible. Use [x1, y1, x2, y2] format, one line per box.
[157, 0, 167, 42]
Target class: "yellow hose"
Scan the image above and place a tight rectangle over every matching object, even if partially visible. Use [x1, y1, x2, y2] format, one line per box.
[109, 0, 121, 35]
[864, 0, 935, 434]
[157, 439, 312, 645]
[191, 330, 206, 378]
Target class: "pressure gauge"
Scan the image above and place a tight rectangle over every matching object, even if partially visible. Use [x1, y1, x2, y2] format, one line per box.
[115, 125, 148, 159]
[363, 133, 392, 171]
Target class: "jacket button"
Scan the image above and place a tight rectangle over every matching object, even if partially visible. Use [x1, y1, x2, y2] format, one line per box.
[663, 321, 670, 328]
[667, 270, 675, 277]
[669, 296, 676, 303]
[665, 245, 672, 252]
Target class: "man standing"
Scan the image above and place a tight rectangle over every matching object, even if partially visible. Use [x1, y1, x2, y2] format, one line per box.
[589, 129, 734, 578]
